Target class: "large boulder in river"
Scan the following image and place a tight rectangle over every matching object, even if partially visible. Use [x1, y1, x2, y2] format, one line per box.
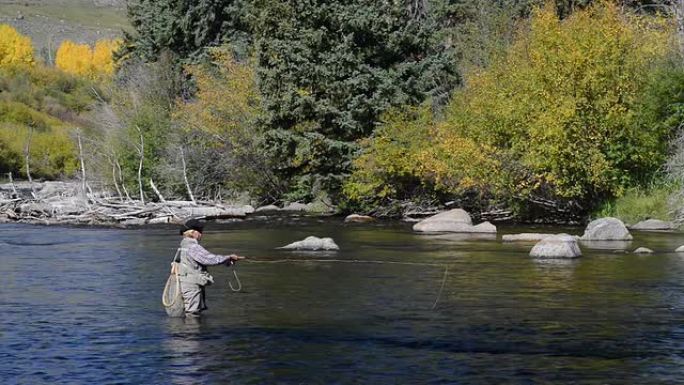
[633, 247, 654, 254]
[580, 217, 632, 241]
[629, 219, 676, 231]
[278, 236, 339, 251]
[413, 209, 496, 233]
[529, 234, 582, 259]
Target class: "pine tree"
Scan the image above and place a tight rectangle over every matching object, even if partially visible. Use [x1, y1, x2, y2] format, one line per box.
[251, 0, 458, 199]
[122, 0, 250, 62]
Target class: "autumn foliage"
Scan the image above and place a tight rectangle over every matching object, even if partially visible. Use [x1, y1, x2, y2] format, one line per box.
[56, 39, 120, 80]
[173, 48, 276, 196]
[0, 24, 34, 68]
[346, 3, 680, 215]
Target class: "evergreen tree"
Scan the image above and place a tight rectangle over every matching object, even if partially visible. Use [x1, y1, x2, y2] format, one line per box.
[122, 0, 250, 61]
[252, 0, 459, 199]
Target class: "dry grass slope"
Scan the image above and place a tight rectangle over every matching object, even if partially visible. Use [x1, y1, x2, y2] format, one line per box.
[0, 0, 127, 61]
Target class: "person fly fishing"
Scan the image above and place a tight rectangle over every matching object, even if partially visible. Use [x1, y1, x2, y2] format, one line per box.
[173, 219, 244, 317]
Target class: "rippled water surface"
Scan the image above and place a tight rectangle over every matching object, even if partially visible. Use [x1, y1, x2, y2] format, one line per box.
[1, 219, 684, 384]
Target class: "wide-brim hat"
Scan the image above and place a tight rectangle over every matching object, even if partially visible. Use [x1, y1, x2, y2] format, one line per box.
[180, 218, 204, 235]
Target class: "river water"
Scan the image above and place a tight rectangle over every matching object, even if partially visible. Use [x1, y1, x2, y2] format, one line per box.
[1, 218, 683, 384]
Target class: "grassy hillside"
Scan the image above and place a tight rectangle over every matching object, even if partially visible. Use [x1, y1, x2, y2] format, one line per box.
[0, 0, 127, 60]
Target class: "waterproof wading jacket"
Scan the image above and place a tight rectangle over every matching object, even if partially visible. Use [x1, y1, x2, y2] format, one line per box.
[176, 238, 220, 286]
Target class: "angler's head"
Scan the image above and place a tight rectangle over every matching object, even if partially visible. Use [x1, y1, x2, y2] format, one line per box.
[180, 218, 204, 240]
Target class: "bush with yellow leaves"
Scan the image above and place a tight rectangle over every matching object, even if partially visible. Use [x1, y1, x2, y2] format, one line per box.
[0, 24, 34, 68]
[172, 48, 276, 197]
[55, 39, 120, 80]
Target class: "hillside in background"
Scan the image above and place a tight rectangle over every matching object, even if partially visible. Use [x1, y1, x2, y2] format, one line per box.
[0, 0, 126, 61]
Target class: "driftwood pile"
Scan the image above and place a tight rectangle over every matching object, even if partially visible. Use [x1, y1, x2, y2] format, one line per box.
[0, 181, 253, 226]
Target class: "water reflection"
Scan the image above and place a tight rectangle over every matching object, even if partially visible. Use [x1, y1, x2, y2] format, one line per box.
[531, 258, 578, 290]
[579, 240, 632, 250]
[416, 233, 498, 242]
[165, 317, 204, 385]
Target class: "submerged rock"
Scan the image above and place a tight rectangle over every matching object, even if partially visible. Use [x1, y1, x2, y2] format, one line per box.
[184, 206, 248, 218]
[281, 202, 310, 212]
[255, 204, 280, 213]
[502, 233, 556, 242]
[278, 236, 339, 251]
[633, 247, 654, 254]
[529, 234, 582, 259]
[472, 221, 497, 233]
[413, 209, 496, 233]
[580, 217, 632, 241]
[629, 219, 676, 231]
[580, 240, 632, 251]
[344, 214, 374, 223]
[146, 216, 174, 224]
[120, 218, 146, 227]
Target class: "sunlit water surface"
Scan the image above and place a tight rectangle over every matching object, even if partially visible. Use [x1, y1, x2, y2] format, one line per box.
[1, 218, 683, 384]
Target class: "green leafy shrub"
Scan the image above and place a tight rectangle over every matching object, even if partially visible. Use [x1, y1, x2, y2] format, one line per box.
[343, 106, 435, 210]
[347, 3, 682, 217]
[0, 64, 95, 178]
[595, 183, 677, 224]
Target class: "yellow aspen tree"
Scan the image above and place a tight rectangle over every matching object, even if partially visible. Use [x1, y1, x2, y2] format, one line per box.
[0, 24, 35, 68]
[91, 39, 121, 79]
[55, 40, 93, 77]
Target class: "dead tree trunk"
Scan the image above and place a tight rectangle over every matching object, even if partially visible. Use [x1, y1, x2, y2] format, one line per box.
[24, 126, 37, 199]
[109, 157, 123, 201]
[180, 146, 196, 204]
[7, 172, 18, 198]
[76, 129, 89, 202]
[134, 125, 145, 205]
[149, 179, 167, 204]
[114, 158, 132, 202]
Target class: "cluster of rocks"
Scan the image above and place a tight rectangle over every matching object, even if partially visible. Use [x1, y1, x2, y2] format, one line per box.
[515, 217, 681, 259]
[385, 208, 681, 259]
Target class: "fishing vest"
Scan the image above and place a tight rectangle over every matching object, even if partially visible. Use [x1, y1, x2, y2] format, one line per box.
[176, 238, 214, 286]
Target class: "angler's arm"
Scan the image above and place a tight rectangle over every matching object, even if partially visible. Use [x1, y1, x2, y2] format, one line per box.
[188, 244, 237, 266]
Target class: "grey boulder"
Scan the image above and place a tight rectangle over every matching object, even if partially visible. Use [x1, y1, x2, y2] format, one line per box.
[413, 209, 496, 233]
[281, 202, 310, 212]
[629, 219, 676, 231]
[580, 217, 632, 241]
[344, 214, 374, 223]
[278, 236, 339, 251]
[529, 234, 582, 259]
[255, 204, 281, 213]
[633, 247, 654, 254]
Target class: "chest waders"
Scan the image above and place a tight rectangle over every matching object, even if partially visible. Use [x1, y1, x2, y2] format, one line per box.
[162, 242, 215, 317]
